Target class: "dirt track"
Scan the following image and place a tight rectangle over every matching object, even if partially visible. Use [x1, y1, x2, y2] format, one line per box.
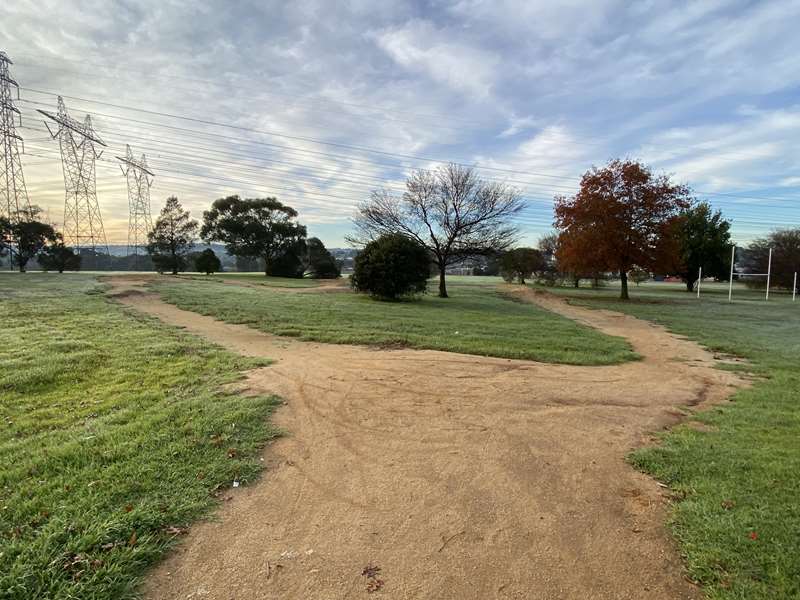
[107, 277, 743, 600]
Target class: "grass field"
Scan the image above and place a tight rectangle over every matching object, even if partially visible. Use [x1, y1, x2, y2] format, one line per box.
[543, 281, 800, 599]
[3, 273, 796, 598]
[179, 273, 320, 288]
[151, 275, 638, 365]
[0, 274, 280, 599]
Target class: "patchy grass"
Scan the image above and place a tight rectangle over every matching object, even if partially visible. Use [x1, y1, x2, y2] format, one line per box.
[541, 280, 800, 599]
[0, 274, 280, 600]
[151, 275, 637, 365]
[179, 273, 320, 288]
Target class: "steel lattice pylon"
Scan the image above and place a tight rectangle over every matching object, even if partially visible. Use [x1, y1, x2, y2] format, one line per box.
[117, 144, 154, 263]
[0, 51, 31, 222]
[38, 96, 109, 254]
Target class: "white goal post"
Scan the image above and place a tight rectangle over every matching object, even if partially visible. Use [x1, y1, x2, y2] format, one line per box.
[721, 245, 797, 302]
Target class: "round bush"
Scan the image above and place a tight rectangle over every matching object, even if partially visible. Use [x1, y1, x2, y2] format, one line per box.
[351, 234, 430, 300]
[194, 248, 221, 275]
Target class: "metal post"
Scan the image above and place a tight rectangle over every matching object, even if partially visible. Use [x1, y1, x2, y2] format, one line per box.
[765, 248, 772, 301]
[697, 266, 702, 299]
[793, 272, 797, 302]
[728, 245, 735, 302]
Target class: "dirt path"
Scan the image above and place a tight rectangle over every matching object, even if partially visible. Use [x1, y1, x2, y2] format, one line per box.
[107, 277, 742, 600]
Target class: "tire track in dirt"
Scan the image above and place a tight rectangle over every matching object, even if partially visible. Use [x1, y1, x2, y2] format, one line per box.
[106, 277, 743, 600]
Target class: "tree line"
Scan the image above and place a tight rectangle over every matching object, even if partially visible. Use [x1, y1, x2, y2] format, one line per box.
[348, 159, 799, 301]
[0, 207, 80, 273]
[2, 159, 797, 302]
[146, 195, 340, 278]
[0, 196, 341, 279]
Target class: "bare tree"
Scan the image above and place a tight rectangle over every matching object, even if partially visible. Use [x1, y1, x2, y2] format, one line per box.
[351, 164, 523, 298]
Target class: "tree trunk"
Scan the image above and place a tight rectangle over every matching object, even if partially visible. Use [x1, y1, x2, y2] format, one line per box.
[620, 269, 629, 300]
[438, 266, 448, 298]
[517, 275, 525, 285]
[573, 277, 580, 288]
[685, 279, 694, 292]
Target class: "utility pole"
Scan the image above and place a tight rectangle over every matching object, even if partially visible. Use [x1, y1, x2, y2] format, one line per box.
[117, 144, 154, 268]
[38, 96, 109, 260]
[0, 51, 32, 269]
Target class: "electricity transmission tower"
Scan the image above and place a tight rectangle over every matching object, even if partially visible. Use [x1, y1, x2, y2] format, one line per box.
[117, 144, 154, 264]
[1, 51, 31, 221]
[0, 51, 32, 270]
[38, 96, 109, 255]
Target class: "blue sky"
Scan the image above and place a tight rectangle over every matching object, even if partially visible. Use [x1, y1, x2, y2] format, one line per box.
[2, 0, 799, 247]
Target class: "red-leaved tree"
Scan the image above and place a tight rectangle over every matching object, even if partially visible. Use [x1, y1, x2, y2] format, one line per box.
[554, 159, 692, 299]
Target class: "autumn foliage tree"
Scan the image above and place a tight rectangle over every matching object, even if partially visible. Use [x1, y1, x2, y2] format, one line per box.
[554, 159, 692, 299]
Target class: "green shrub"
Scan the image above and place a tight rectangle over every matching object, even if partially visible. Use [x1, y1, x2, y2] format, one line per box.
[351, 234, 430, 300]
[194, 248, 222, 274]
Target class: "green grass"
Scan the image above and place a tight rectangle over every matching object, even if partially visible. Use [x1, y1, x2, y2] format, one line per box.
[151, 275, 637, 365]
[540, 280, 800, 599]
[0, 274, 280, 600]
[179, 273, 320, 288]
[7, 272, 792, 597]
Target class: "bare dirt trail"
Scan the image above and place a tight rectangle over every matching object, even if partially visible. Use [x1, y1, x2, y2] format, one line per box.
[107, 277, 743, 600]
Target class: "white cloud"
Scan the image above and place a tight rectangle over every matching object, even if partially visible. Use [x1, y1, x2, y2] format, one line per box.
[498, 115, 539, 138]
[3, 0, 799, 247]
[637, 106, 800, 191]
[372, 20, 499, 99]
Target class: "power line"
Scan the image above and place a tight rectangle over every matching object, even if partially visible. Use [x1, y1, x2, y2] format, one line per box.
[23, 144, 796, 231]
[19, 90, 799, 206]
[22, 121, 800, 227]
[17, 53, 797, 169]
[12, 51, 487, 128]
[19, 103, 800, 223]
[18, 88, 616, 183]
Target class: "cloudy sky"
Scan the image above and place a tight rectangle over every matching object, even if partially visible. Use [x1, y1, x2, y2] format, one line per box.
[2, 0, 800, 247]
